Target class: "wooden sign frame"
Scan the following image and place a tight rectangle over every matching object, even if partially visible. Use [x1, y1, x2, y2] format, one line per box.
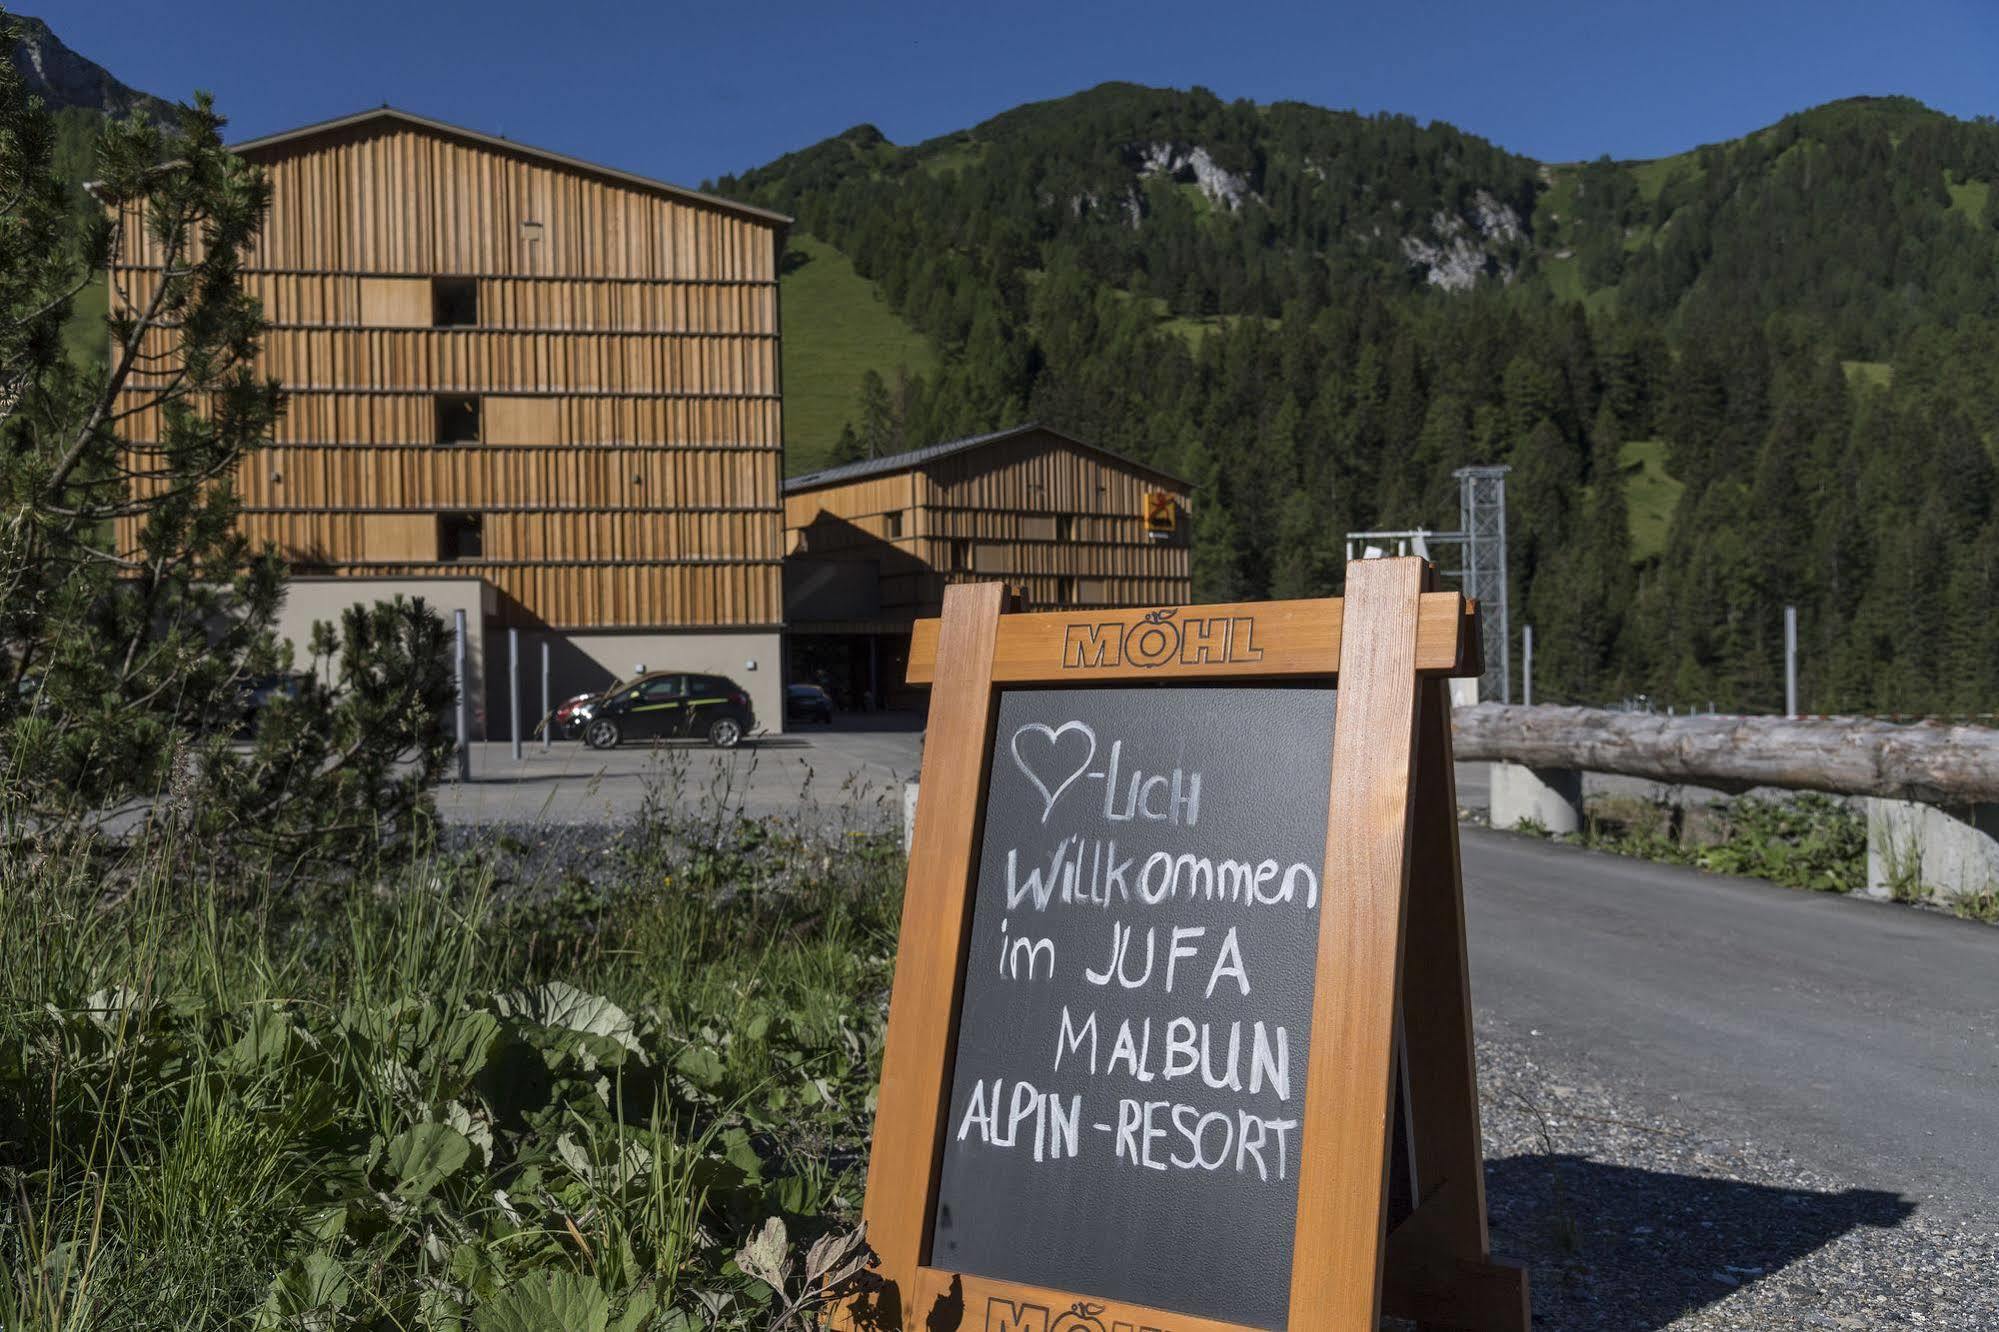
[851, 558, 1528, 1332]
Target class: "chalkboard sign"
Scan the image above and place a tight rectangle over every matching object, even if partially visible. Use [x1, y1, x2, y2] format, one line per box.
[850, 563, 1529, 1332]
[932, 687, 1336, 1328]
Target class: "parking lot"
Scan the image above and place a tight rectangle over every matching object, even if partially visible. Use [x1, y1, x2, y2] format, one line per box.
[435, 714, 925, 826]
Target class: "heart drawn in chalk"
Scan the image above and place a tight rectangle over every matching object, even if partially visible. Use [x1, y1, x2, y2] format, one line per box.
[1009, 720, 1097, 823]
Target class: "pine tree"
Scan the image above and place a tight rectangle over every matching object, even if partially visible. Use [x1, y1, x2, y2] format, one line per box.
[856, 369, 897, 458]
[0, 56, 451, 864]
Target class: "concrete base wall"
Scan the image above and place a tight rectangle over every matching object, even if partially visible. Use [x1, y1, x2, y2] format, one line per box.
[275, 579, 786, 742]
[555, 628, 785, 738]
[275, 576, 494, 740]
[1489, 761, 1584, 835]
[1865, 798, 1999, 903]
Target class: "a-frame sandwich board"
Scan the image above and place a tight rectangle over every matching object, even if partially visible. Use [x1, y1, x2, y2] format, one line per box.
[847, 556, 1529, 1332]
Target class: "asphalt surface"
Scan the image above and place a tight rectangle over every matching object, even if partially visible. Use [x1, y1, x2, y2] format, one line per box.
[435, 719, 923, 825]
[1459, 826, 1999, 1227]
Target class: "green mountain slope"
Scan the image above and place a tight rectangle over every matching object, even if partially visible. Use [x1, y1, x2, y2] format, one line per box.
[722, 84, 1999, 714]
[778, 234, 935, 474]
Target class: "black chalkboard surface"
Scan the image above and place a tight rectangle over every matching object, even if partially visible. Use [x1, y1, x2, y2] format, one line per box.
[930, 686, 1338, 1330]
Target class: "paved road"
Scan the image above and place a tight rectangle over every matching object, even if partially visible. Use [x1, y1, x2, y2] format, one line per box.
[435, 721, 925, 825]
[1460, 827, 1999, 1225]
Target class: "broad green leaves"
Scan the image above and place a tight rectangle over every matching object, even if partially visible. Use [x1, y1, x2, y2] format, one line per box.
[386, 1121, 473, 1199]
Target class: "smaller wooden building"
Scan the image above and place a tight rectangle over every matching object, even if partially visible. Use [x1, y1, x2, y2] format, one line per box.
[783, 424, 1191, 708]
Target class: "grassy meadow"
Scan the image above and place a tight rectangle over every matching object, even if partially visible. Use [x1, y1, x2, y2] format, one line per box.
[777, 235, 935, 475]
[0, 764, 904, 1330]
[1615, 439, 1683, 564]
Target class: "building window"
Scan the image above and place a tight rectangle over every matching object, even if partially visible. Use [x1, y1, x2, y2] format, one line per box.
[436, 394, 481, 444]
[884, 510, 905, 540]
[951, 539, 970, 572]
[1055, 513, 1073, 542]
[432, 277, 479, 327]
[438, 512, 483, 561]
[1056, 576, 1076, 604]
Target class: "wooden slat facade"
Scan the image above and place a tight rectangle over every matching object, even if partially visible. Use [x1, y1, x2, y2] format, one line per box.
[783, 426, 1192, 622]
[111, 109, 787, 630]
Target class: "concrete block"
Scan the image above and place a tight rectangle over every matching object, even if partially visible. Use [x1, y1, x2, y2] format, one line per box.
[1865, 798, 1999, 903]
[1489, 762, 1583, 835]
[903, 780, 921, 853]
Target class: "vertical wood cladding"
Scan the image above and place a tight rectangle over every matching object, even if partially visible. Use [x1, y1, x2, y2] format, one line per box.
[783, 428, 1192, 619]
[111, 111, 787, 629]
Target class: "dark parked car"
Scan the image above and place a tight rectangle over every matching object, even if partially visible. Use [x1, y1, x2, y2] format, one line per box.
[544, 689, 601, 741]
[786, 682, 834, 724]
[580, 671, 755, 750]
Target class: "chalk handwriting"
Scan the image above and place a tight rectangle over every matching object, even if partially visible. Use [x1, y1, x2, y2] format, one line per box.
[1009, 721, 1096, 823]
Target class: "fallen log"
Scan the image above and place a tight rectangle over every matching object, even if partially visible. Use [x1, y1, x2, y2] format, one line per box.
[1450, 704, 1999, 806]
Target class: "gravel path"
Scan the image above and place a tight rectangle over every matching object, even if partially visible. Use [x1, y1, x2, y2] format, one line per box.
[1474, 1013, 1999, 1330]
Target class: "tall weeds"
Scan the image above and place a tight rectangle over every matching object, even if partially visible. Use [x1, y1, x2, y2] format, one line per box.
[0, 754, 902, 1329]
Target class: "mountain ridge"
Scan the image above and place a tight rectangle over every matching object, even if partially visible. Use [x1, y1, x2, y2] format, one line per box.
[10, 12, 168, 121]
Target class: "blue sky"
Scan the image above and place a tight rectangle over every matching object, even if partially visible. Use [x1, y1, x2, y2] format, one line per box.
[45, 0, 1998, 189]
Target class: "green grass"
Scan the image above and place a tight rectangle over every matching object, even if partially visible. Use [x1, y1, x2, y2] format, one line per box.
[778, 233, 936, 475]
[1549, 791, 1868, 896]
[1947, 176, 1990, 226]
[0, 764, 904, 1330]
[1841, 359, 1894, 390]
[1619, 438, 1683, 563]
[1629, 154, 1692, 204]
[1532, 166, 1579, 241]
[919, 137, 985, 176]
[61, 272, 108, 369]
[1540, 252, 1585, 304]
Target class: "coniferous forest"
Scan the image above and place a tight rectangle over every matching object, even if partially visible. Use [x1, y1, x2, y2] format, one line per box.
[721, 85, 1999, 715]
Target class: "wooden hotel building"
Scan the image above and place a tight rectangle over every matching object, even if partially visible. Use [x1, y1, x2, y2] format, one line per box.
[783, 424, 1192, 709]
[111, 108, 791, 734]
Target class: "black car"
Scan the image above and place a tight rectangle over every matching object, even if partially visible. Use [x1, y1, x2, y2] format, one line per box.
[581, 672, 755, 750]
[786, 682, 834, 724]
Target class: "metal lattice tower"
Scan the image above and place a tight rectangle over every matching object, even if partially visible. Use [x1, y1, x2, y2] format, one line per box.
[1455, 465, 1511, 704]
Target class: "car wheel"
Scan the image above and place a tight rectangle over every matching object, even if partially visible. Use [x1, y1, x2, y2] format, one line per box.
[708, 716, 743, 749]
[585, 718, 621, 750]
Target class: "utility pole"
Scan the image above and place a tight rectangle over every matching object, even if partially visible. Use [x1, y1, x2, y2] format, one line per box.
[1523, 625, 1534, 707]
[1455, 465, 1512, 703]
[541, 638, 552, 751]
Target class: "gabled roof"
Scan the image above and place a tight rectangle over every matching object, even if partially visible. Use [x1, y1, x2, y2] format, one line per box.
[784, 423, 1191, 494]
[229, 107, 790, 229]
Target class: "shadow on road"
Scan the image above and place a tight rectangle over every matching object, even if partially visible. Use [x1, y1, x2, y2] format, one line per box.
[1484, 1154, 1913, 1329]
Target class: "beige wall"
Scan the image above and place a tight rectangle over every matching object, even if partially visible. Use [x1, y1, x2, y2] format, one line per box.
[275, 579, 785, 742]
[276, 575, 494, 739]
[557, 629, 785, 736]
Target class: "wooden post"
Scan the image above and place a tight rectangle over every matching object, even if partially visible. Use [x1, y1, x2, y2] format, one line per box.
[1385, 672, 1532, 1331]
[854, 568, 1522, 1332]
[857, 581, 1008, 1330]
[1287, 556, 1428, 1329]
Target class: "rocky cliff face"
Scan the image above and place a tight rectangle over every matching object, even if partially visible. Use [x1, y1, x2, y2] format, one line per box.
[1400, 189, 1524, 291]
[11, 13, 168, 120]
